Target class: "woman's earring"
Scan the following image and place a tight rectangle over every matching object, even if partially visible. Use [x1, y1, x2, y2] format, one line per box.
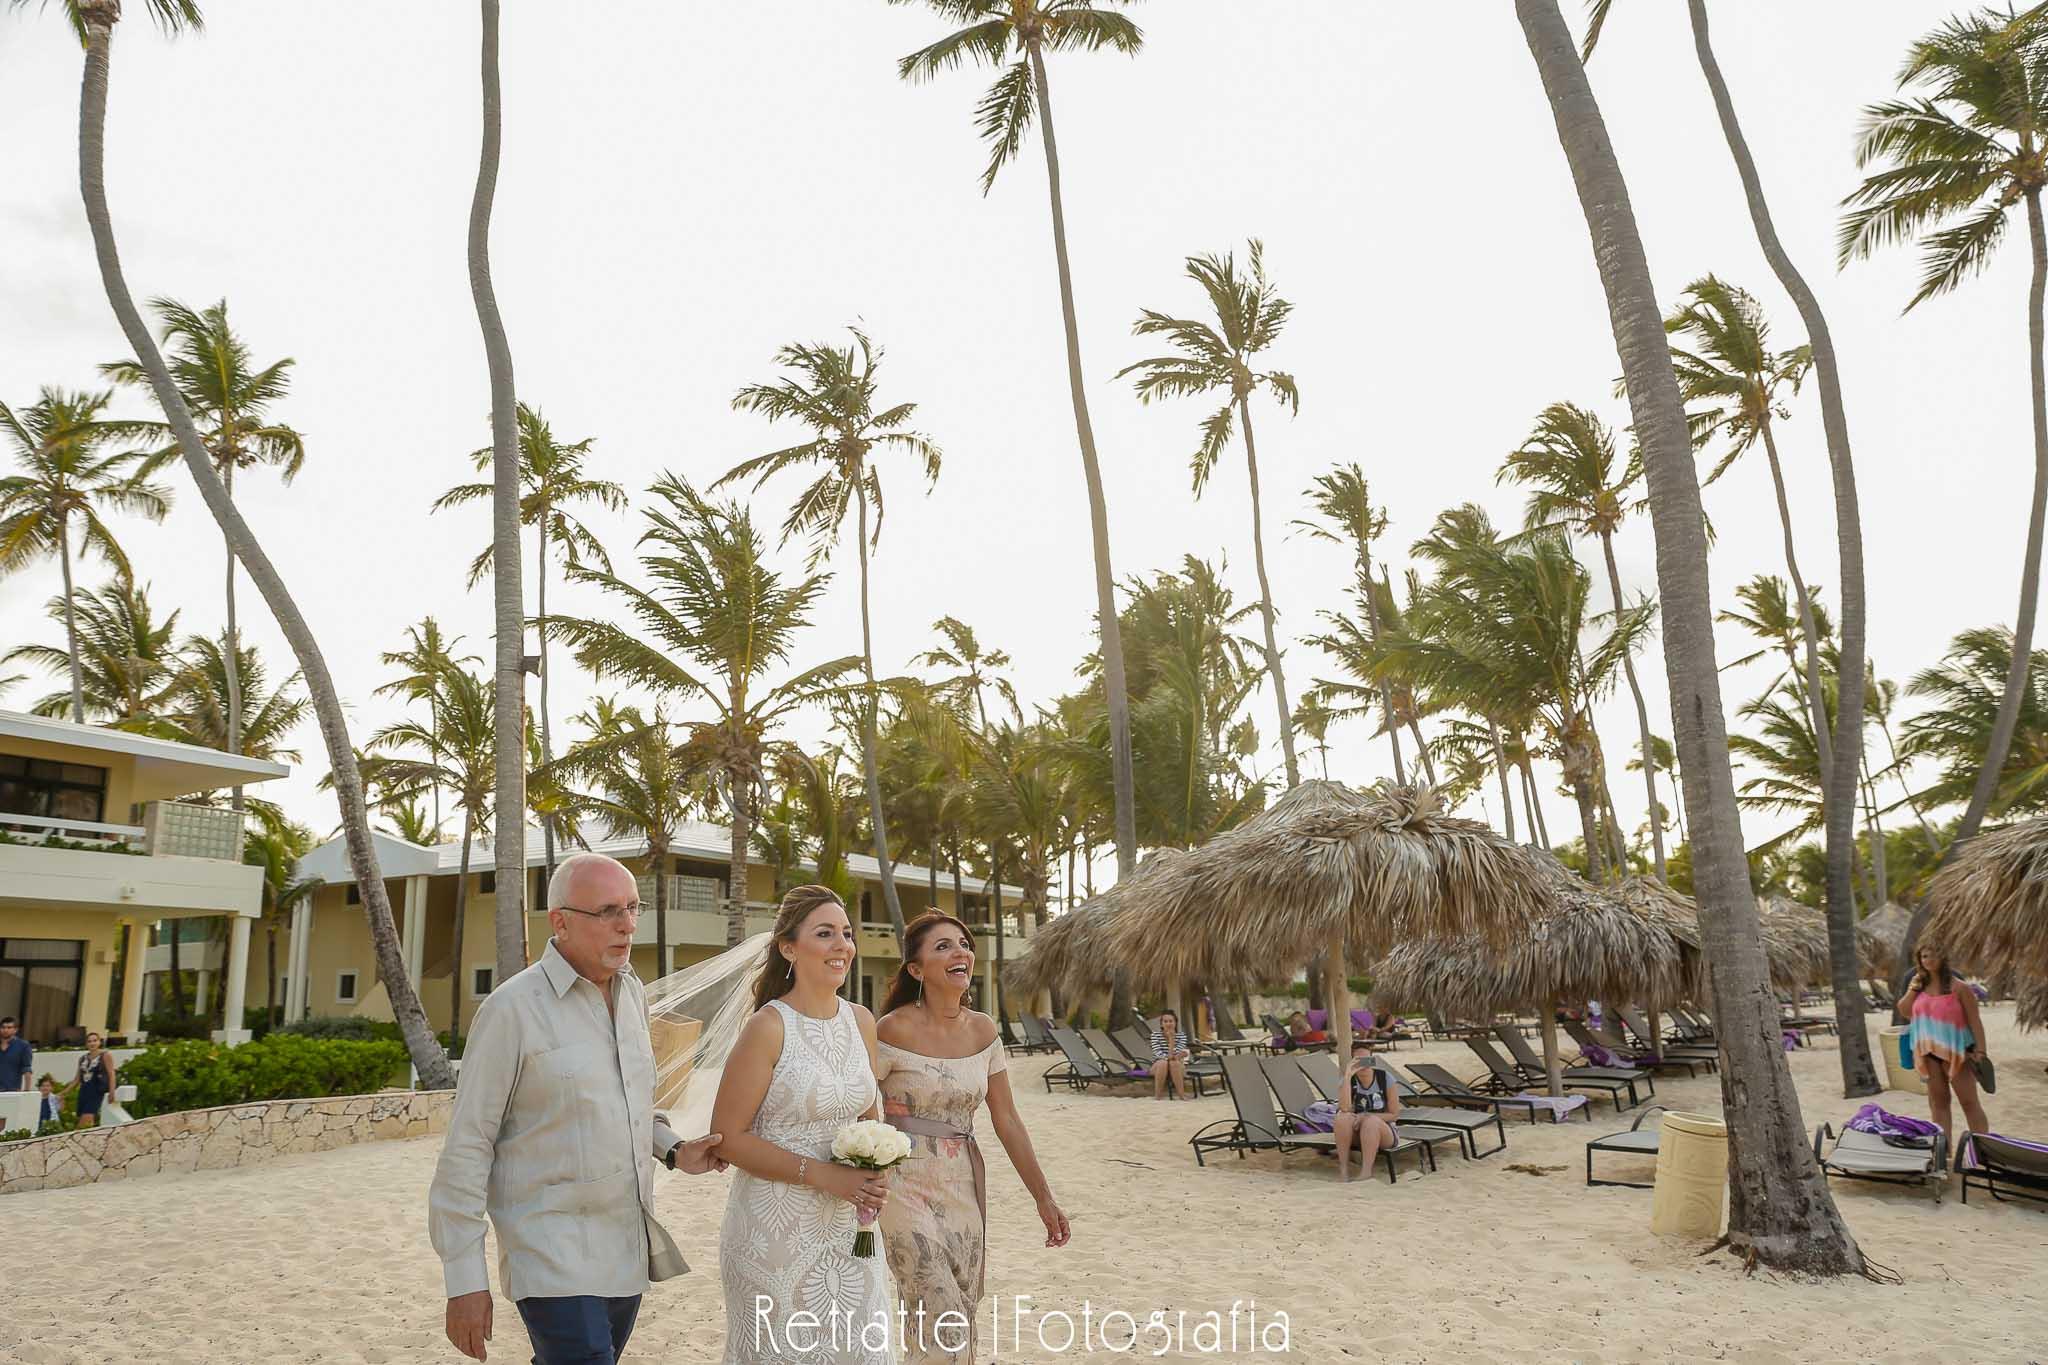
[785, 956, 794, 982]
[916, 976, 924, 1007]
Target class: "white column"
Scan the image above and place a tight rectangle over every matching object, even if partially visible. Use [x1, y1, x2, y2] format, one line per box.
[284, 901, 310, 1020]
[403, 876, 426, 988]
[119, 920, 147, 1037]
[214, 915, 253, 1044]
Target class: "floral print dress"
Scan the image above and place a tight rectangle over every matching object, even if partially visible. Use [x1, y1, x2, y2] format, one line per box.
[876, 1038, 1006, 1365]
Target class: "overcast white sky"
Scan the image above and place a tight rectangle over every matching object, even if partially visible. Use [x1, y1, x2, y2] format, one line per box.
[0, 3, 2014, 882]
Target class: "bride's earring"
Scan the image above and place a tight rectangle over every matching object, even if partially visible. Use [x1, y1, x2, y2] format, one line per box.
[916, 974, 924, 1008]
[784, 955, 794, 982]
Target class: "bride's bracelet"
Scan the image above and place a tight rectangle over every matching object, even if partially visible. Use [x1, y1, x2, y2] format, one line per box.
[795, 1156, 809, 1188]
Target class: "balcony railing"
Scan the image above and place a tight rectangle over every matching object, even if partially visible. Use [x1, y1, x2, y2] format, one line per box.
[0, 811, 147, 852]
[142, 800, 245, 861]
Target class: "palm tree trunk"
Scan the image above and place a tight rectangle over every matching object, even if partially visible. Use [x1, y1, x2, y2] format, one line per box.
[470, 0, 528, 990]
[652, 835, 670, 978]
[1026, 41, 1135, 882]
[537, 520, 557, 890]
[452, 816, 472, 1041]
[1600, 532, 1667, 878]
[726, 773, 750, 948]
[1489, 716, 1517, 841]
[851, 483, 908, 950]
[57, 519, 86, 722]
[74, 13, 451, 1089]
[1861, 752, 1889, 907]
[1235, 399, 1299, 789]
[167, 919, 186, 1019]
[1406, 717, 1437, 786]
[1757, 420, 1834, 789]
[1688, 0, 1876, 1097]
[1519, 750, 1551, 849]
[1573, 781, 1606, 881]
[1517, 0, 1864, 1274]
[1356, 545, 1407, 783]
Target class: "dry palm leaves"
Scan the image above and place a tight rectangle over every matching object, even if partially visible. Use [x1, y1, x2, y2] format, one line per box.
[1002, 847, 1194, 1000]
[1922, 816, 2048, 982]
[1372, 857, 1686, 1017]
[1106, 780, 1555, 990]
[1856, 902, 1913, 978]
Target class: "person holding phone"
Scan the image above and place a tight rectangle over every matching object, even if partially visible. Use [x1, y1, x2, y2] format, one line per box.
[1899, 943, 1990, 1162]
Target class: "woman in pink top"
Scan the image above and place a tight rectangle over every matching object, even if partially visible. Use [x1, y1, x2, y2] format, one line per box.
[1898, 943, 1990, 1158]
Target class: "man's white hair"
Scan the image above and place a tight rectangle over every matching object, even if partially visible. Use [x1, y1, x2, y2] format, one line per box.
[546, 851, 635, 911]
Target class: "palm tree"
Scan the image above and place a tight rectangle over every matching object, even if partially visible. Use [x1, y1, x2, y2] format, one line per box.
[30, 0, 450, 1086]
[1902, 626, 2048, 819]
[918, 616, 1019, 731]
[1118, 239, 1304, 788]
[717, 328, 940, 949]
[434, 402, 624, 888]
[1294, 465, 1408, 782]
[541, 702, 703, 979]
[890, 0, 1144, 882]
[1500, 401, 1667, 878]
[0, 388, 167, 722]
[546, 474, 860, 946]
[373, 618, 479, 838]
[456, 0, 530, 989]
[243, 815, 320, 1027]
[1293, 694, 1336, 782]
[1515, 0, 1864, 1273]
[1629, 733, 1684, 839]
[5, 572, 182, 732]
[1842, 7, 2048, 865]
[105, 297, 304, 816]
[1302, 571, 1445, 789]
[367, 664, 496, 1040]
[1586, 0, 1884, 1103]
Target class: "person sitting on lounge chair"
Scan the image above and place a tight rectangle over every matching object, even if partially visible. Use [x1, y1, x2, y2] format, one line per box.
[1284, 1011, 1328, 1051]
[1149, 1009, 1193, 1101]
[1334, 1039, 1400, 1183]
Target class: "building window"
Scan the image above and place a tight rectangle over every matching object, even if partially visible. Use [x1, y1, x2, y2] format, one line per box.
[480, 870, 496, 895]
[335, 970, 360, 1005]
[345, 883, 361, 905]
[0, 756, 108, 826]
[472, 966, 493, 997]
[0, 938, 85, 1044]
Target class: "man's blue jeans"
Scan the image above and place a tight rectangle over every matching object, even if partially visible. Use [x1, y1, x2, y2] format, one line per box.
[515, 1294, 642, 1365]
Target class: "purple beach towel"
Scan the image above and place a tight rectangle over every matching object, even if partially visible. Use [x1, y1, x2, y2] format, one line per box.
[1846, 1103, 1942, 1143]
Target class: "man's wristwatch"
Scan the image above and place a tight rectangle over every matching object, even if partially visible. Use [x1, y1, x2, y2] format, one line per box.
[663, 1144, 678, 1171]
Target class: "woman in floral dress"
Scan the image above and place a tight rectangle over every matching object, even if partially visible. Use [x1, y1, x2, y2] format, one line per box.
[876, 912, 1069, 1364]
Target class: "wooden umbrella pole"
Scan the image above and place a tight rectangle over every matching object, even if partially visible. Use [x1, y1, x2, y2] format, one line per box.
[1540, 1009, 1565, 1097]
[1327, 933, 1352, 1065]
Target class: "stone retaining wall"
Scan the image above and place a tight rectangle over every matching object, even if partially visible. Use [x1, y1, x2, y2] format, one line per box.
[0, 1090, 453, 1196]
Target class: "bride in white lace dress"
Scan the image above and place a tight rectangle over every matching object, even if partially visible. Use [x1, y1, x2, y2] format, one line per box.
[709, 886, 897, 1365]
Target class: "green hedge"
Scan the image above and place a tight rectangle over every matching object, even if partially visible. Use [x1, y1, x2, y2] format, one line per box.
[120, 1034, 408, 1118]
[279, 1015, 465, 1059]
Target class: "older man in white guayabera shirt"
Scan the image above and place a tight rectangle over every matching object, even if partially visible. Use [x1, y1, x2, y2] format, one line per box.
[429, 852, 726, 1364]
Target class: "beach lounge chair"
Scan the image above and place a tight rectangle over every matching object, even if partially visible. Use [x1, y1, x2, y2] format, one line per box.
[1814, 1122, 1947, 1202]
[1585, 1106, 1671, 1188]
[1493, 1025, 1660, 1099]
[1671, 1005, 1717, 1041]
[1013, 1016, 1057, 1055]
[1258, 1054, 1461, 1170]
[1108, 1026, 1221, 1096]
[1188, 1056, 1433, 1183]
[1566, 1020, 1707, 1079]
[1867, 980, 1897, 1011]
[1467, 1037, 1642, 1111]
[1405, 1061, 1591, 1125]
[1043, 1028, 1147, 1095]
[1203, 999, 1268, 1053]
[1779, 997, 1836, 1035]
[1292, 1051, 1507, 1159]
[1960, 1133, 2048, 1207]
[1002, 1017, 1050, 1056]
[1612, 1011, 1718, 1073]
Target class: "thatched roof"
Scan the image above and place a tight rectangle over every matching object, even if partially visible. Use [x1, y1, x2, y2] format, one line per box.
[1105, 781, 1555, 990]
[1857, 903, 1913, 977]
[2016, 974, 2048, 1032]
[1002, 847, 1199, 1000]
[1371, 857, 1687, 1017]
[1922, 816, 2048, 981]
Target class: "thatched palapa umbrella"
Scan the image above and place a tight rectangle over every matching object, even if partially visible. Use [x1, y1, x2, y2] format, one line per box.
[1856, 903, 1913, 980]
[1003, 848, 1205, 1013]
[1922, 815, 2048, 984]
[1105, 781, 1556, 1066]
[1372, 855, 1686, 1093]
[1756, 899, 1837, 992]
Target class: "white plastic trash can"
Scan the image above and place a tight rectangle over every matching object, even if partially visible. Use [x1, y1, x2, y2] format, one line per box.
[1879, 1026, 1926, 1095]
[1649, 1111, 1728, 1239]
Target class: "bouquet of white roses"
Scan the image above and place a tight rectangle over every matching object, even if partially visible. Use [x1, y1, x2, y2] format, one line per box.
[831, 1118, 913, 1256]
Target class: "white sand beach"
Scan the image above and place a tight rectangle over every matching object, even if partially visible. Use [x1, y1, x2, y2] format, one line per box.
[2, 1007, 2042, 1365]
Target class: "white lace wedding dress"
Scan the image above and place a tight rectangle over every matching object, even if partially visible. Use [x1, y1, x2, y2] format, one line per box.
[719, 997, 896, 1364]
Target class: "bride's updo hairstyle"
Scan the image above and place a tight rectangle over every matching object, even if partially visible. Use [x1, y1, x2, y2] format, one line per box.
[750, 884, 849, 1010]
[879, 911, 975, 1016]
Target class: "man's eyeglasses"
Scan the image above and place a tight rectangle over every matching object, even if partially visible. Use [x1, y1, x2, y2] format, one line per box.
[560, 902, 642, 926]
